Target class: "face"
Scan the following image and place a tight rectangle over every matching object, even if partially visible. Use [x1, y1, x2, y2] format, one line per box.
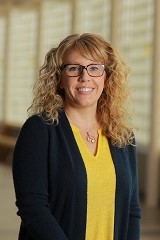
[60, 50, 106, 110]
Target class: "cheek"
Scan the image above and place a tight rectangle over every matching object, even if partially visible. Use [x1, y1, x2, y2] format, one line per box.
[60, 80, 64, 89]
[59, 77, 73, 91]
[99, 78, 105, 90]
[60, 74, 67, 89]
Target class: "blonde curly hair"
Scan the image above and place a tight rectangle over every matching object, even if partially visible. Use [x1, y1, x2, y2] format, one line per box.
[28, 33, 133, 147]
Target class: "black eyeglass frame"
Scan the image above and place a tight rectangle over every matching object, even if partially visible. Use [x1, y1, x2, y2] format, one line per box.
[61, 64, 106, 77]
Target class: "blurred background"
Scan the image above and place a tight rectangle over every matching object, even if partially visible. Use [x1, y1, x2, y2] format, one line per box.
[0, 0, 160, 239]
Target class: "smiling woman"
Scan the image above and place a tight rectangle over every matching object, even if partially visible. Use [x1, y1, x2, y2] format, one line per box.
[60, 50, 105, 114]
[12, 33, 141, 240]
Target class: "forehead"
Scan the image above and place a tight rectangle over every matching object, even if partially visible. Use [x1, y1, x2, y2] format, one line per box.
[62, 48, 103, 64]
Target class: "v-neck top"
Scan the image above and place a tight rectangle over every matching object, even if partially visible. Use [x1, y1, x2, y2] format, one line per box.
[71, 124, 116, 240]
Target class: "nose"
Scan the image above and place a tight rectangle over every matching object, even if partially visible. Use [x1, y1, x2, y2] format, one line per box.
[78, 67, 90, 82]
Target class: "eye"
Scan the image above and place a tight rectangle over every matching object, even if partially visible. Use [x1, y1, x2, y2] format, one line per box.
[89, 65, 100, 71]
[68, 65, 80, 72]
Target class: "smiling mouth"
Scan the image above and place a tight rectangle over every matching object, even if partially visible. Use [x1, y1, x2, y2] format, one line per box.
[77, 88, 93, 92]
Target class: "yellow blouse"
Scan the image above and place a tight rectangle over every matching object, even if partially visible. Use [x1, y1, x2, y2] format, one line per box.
[71, 125, 116, 240]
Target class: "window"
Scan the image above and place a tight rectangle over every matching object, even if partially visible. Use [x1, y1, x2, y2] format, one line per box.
[119, 0, 154, 146]
[6, 8, 38, 124]
[39, 0, 72, 65]
[75, 0, 111, 40]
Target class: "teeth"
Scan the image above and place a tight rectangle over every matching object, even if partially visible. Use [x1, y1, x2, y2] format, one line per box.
[78, 88, 92, 92]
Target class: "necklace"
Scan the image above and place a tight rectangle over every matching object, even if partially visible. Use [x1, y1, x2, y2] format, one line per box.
[86, 132, 96, 144]
[65, 112, 97, 144]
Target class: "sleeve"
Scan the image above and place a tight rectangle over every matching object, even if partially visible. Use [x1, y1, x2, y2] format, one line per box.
[12, 116, 68, 240]
[126, 138, 141, 240]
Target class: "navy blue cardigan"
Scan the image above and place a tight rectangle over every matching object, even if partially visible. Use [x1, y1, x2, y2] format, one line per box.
[12, 112, 141, 240]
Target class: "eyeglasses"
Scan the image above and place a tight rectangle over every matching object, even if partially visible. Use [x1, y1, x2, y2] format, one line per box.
[62, 64, 106, 77]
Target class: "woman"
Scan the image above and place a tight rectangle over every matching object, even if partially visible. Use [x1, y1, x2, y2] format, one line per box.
[12, 33, 141, 240]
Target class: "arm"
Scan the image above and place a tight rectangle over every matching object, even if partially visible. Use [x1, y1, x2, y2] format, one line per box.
[126, 140, 141, 240]
[12, 116, 68, 240]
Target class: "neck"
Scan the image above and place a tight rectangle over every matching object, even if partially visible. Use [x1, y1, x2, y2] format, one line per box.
[64, 107, 99, 145]
[64, 106, 98, 129]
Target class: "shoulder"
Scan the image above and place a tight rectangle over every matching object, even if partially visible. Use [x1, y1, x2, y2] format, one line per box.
[20, 115, 45, 136]
[124, 135, 137, 158]
[18, 113, 68, 142]
[109, 135, 138, 168]
[16, 112, 71, 148]
[108, 134, 137, 155]
[22, 114, 46, 128]
[20, 114, 56, 133]
[123, 136, 138, 176]
[22, 111, 66, 129]
[16, 115, 51, 145]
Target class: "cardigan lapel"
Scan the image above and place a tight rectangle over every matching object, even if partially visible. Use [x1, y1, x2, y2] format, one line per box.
[108, 140, 132, 240]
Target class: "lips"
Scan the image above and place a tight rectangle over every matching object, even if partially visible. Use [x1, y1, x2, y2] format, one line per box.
[77, 87, 93, 92]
